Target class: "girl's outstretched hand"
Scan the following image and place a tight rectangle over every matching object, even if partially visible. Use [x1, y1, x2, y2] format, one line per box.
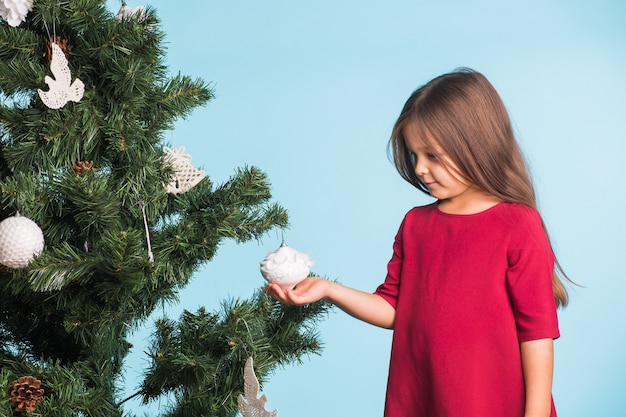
[265, 277, 330, 306]
[267, 277, 396, 329]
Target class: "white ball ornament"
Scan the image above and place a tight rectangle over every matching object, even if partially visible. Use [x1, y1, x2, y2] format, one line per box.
[0, 214, 45, 269]
[260, 241, 314, 289]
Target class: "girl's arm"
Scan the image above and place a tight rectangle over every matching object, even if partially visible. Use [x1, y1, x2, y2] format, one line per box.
[520, 338, 554, 417]
[266, 277, 396, 329]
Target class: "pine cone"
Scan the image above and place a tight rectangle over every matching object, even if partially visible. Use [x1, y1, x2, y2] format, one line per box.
[72, 160, 97, 174]
[44, 36, 73, 63]
[9, 376, 45, 414]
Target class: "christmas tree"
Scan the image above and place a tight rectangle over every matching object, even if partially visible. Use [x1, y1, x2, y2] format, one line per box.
[0, 1, 329, 416]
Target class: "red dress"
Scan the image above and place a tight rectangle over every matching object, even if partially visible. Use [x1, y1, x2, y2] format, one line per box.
[374, 203, 559, 417]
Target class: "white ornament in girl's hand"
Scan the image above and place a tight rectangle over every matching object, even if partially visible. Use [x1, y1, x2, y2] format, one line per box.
[0, 214, 44, 269]
[260, 241, 314, 289]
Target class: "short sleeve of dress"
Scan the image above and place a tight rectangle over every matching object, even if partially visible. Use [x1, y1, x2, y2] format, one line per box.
[506, 209, 560, 342]
[374, 216, 406, 309]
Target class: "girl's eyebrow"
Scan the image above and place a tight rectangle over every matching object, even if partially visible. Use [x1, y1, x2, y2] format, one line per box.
[408, 144, 435, 154]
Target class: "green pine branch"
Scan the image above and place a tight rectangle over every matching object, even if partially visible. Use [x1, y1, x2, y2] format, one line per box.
[0, 1, 326, 416]
[139, 290, 332, 417]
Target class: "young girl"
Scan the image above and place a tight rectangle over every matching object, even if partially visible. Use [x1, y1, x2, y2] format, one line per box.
[267, 68, 567, 417]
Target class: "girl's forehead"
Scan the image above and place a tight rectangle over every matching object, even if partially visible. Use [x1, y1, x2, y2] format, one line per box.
[403, 123, 441, 150]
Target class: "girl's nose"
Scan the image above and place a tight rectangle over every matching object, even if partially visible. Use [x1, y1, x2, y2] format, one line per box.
[414, 159, 428, 177]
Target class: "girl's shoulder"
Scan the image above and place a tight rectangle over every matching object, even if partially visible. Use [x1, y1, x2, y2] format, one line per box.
[492, 202, 543, 225]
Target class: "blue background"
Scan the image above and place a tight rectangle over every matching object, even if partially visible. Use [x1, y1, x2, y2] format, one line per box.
[109, 1, 626, 415]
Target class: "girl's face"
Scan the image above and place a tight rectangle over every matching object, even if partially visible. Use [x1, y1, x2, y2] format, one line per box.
[404, 126, 494, 213]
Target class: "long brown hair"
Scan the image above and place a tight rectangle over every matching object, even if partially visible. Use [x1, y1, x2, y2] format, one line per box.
[389, 68, 569, 307]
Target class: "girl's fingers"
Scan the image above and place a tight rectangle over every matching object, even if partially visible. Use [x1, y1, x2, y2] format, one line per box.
[266, 283, 292, 303]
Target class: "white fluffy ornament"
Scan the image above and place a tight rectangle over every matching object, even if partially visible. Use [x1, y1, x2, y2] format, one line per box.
[260, 241, 314, 289]
[0, 214, 44, 269]
[0, 0, 33, 27]
[163, 146, 206, 194]
[38, 43, 84, 109]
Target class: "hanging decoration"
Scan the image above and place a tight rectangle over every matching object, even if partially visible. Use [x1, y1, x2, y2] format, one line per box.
[115, 3, 146, 21]
[238, 357, 279, 417]
[0, 0, 33, 27]
[260, 241, 314, 289]
[9, 376, 45, 414]
[163, 146, 206, 194]
[0, 213, 45, 269]
[37, 42, 84, 109]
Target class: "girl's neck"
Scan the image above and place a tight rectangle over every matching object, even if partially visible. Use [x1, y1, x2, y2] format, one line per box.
[437, 190, 502, 215]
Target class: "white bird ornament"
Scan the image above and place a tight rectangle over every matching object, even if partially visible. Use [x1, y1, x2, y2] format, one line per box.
[38, 43, 84, 109]
[260, 241, 314, 289]
[237, 357, 278, 417]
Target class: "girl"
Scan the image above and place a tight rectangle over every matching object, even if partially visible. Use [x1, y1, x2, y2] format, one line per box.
[267, 68, 567, 417]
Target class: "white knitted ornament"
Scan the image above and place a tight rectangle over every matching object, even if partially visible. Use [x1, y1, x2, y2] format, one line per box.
[260, 241, 314, 289]
[0, 0, 33, 27]
[0, 214, 44, 269]
[37, 43, 84, 109]
[163, 146, 206, 194]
